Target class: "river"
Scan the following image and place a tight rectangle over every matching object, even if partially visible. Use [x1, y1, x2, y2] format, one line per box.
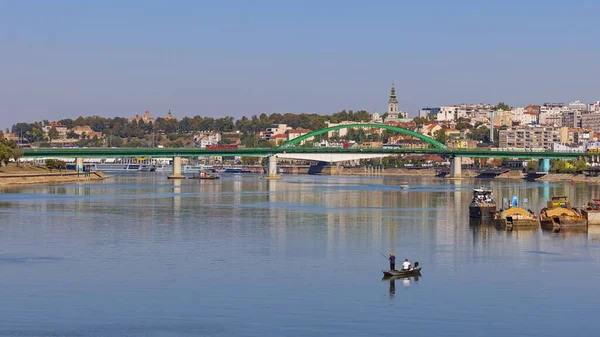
[0, 174, 599, 337]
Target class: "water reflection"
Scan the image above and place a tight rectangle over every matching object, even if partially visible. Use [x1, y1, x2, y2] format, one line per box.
[383, 275, 421, 299]
[1, 175, 600, 336]
[541, 226, 588, 236]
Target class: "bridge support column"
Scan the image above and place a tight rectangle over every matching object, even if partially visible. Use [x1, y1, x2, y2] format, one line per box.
[265, 155, 281, 180]
[168, 156, 184, 179]
[449, 157, 462, 179]
[538, 158, 550, 173]
[75, 157, 84, 173]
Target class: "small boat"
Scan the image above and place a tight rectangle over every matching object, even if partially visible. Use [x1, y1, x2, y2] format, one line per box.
[400, 182, 409, 189]
[540, 196, 587, 231]
[469, 187, 497, 218]
[494, 196, 538, 230]
[189, 171, 220, 180]
[382, 265, 422, 277]
[581, 199, 600, 225]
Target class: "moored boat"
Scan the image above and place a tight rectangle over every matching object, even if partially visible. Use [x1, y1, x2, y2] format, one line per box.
[494, 196, 538, 230]
[494, 206, 538, 230]
[469, 187, 496, 218]
[382, 265, 422, 277]
[540, 196, 587, 231]
[581, 199, 600, 225]
[189, 170, 220, 180]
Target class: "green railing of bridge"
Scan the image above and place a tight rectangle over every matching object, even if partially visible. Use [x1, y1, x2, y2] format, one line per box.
[21, 146, 587, 159]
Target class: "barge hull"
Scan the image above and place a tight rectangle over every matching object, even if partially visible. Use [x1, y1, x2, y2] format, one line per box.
[582, 210, 600, 226]
[469, 206, 496, 218]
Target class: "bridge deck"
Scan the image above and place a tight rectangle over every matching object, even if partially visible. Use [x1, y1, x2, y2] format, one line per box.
[21, 147, 587, 159]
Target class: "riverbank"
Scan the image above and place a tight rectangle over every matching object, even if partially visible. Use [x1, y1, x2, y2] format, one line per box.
[536, 173, 600, 183]
[0, 164, 108, 186]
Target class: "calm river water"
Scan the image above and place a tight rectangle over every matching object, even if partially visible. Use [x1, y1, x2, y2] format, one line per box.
[0, 174, 599, 337]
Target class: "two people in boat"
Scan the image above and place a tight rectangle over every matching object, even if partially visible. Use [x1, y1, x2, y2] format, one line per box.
[389, 253, 412, 271]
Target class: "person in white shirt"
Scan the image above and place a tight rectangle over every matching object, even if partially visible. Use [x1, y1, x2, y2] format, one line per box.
[402, 258, 411, 270]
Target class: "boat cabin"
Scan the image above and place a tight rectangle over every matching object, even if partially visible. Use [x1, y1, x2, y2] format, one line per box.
[548, 196, 571, 209]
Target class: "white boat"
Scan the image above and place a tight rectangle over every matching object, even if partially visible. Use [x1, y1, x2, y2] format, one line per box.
[153, 164, 173, 173]
[94, 163, 142, 172]
[182, 164, 214, 174]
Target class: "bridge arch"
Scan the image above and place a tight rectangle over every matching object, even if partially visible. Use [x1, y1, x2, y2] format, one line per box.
[278, 123, 447, 149]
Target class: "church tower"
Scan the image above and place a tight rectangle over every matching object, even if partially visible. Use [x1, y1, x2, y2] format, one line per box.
[388, 81, 398, 115]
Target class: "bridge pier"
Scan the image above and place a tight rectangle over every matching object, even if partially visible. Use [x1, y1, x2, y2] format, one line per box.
[449, 157, 462, 179]
[538, 158, 550, 173]
[265, 155, 281, 180]
[168, 156, 184, 179]
[75, 157, 84, 173]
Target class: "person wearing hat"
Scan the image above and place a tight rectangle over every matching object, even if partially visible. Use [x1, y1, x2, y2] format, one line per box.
[388, 253, 396, 271]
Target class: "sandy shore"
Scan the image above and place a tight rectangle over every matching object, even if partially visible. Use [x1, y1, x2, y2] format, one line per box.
[0, 165, 108, 186]
[536, 173, 600, 183]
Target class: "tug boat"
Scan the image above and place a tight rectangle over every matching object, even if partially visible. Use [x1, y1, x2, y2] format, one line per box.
[540, 196, 587, 231]
[581, 199, 600, 225]
[189, 170, 220, 180]
[469, 187, 497, 218]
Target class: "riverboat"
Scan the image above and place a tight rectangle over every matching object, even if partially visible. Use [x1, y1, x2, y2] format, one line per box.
[469, 187, 497, 218]
[182, 164, 214, 174]
[382, 265, 422, 277]
[581, 199, 600, 225]
[540, 196, 587, 231]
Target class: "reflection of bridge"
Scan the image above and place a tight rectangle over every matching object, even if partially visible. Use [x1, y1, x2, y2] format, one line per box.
[22, 124, 587, 179]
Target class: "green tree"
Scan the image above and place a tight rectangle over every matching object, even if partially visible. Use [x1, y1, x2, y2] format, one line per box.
[0, 142, 12, 166]
[467, 126, 491, 143]
[48, 127, 60, 144]
[45, 159, 57, 172]
[56, 160, 67, 171]
[433, 128, 447, 144]
[105, 135, 123, 147]
[494, 102, 510, 111]
[574, 157, 587, 172]
[412, 116, 432, 125]
[66, 130, 80, 139]
[11, 147, 23, 167]
[526, 161, 538, 172]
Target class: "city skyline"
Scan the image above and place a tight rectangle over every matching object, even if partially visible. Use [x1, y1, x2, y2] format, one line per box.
[2, 0, 599, 127]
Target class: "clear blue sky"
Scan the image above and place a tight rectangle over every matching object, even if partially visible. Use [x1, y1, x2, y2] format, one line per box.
[1, 0, 599, 128]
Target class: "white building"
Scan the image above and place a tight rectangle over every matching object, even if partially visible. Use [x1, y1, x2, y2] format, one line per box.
[588, 101, 600, 112]
[265, 124, 291, 140]
[568, 100, 587, 111]
[437, 106, 458, 121]
[194, 133, 221, 148]
[371, 112, 383, 123]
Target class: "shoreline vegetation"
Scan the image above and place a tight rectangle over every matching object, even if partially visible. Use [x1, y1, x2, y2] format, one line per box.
[0, 164, 108, 186]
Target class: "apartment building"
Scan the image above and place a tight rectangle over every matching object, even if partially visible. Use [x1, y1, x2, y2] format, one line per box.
[499, 126, 562, 149]
[499, 126, 589, 149]
[581, 112, 600, 133]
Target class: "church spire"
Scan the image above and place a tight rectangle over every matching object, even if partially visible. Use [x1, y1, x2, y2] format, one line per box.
[389, 81, 398, 104]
